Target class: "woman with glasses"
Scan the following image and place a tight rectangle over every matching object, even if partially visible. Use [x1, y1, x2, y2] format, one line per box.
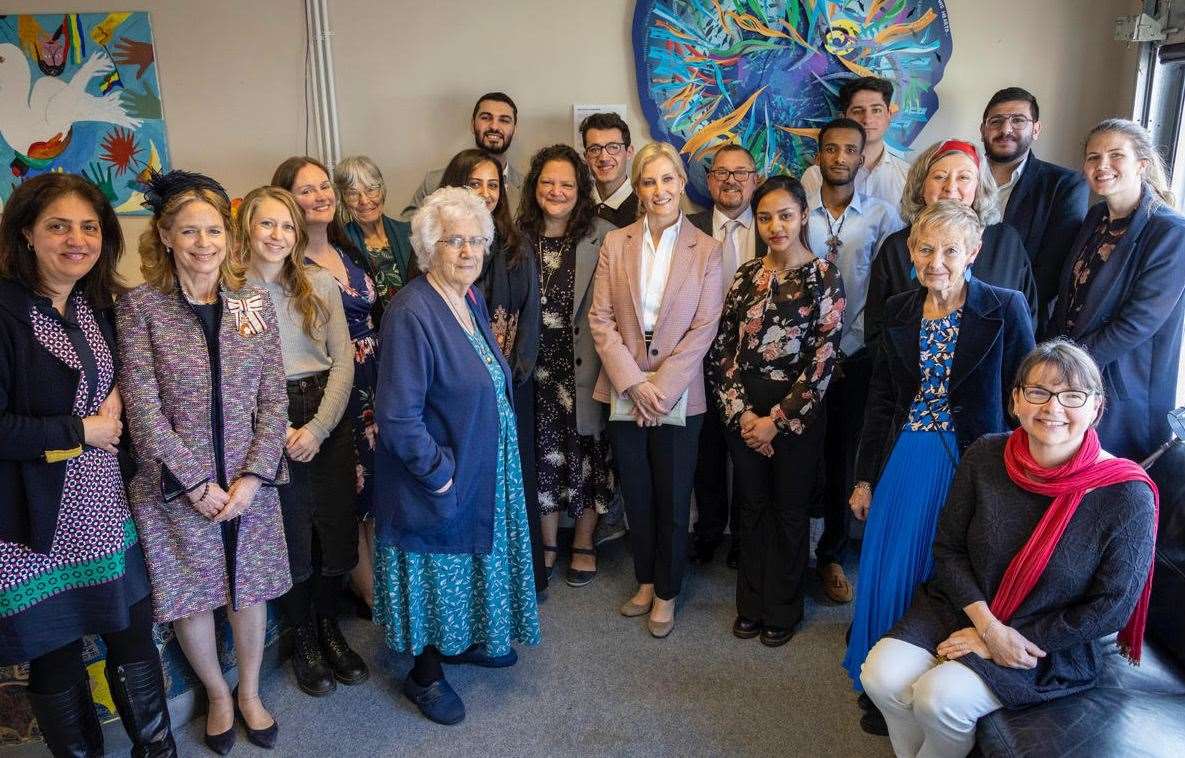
[335, 155, 418, 306]
[861, 339, 1157, 758]
[373, 187, 541, 725]
[843, 201, 1034, 735]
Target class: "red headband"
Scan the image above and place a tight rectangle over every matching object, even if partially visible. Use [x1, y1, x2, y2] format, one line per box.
[934, 139, 980, 164]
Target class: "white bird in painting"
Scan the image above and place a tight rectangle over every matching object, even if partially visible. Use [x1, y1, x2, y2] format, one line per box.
[0, 42, 141, 169]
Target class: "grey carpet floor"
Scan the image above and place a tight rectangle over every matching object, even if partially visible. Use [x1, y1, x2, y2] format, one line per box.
[172, 539, 893, 757]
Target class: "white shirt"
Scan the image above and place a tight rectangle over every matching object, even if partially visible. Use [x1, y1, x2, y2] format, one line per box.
[639, 215, 683, 333]
[993, 152, 1030, 214]
[592, 178, 634, 210]
[711, 206, 756, 296]
[801, 148, 910, 209]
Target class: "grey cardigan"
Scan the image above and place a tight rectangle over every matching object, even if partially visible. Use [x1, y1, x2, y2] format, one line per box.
[575, 218, 616, 436]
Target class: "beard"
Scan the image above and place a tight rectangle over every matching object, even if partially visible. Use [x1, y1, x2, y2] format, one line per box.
[476, 129, 513, 155]
[986, 134, 1032, 163]
[822, 166, 855, 188]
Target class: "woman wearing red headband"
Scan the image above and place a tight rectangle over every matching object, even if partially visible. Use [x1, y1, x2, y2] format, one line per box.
[859, 339, 1156, 757]
[864, 139, 1039, 350]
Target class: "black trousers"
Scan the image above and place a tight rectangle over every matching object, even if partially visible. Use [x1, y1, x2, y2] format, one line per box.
[816, 350, 872, 567]
[608, 414, 704, 600]
[513, 378, 547, 593]
[28, 595, 157, 694]
[692, 377, 739, 547]
[726, 376, 824, 628]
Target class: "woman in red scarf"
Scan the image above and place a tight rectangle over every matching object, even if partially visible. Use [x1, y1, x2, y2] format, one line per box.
[859, 339, 1157, 757]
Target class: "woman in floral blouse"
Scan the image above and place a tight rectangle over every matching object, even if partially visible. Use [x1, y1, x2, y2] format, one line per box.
[709, 175, 845, 648]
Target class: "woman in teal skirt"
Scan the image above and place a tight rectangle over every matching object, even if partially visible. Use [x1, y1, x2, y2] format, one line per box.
[843, 202, 1034, 735]
[372, 187, 540, 726]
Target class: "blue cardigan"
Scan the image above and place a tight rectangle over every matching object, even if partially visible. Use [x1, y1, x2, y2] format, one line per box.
[373, 275, 513, 554]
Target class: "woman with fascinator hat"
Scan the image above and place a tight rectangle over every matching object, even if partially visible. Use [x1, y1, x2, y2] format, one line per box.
[117, 170, 291, 753]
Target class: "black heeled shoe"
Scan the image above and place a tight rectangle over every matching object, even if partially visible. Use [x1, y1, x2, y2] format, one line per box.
[232, 687, 278, 749]
[203, 711, 235, 757]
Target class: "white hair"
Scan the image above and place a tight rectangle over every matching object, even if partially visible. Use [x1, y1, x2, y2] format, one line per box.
[410, 186, 494, 271]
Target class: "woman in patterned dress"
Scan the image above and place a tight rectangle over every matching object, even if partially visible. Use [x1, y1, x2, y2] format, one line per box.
[335, 154, 417, 306]
[515, 145, 616, 588]
[117, 171, 291, 753]
[843, 201, 1034, 735]
[373, 187, 540, 725]
[274, 158, 379, 644]
[708, 176, 845, 647]
[0, 174, 176, 757]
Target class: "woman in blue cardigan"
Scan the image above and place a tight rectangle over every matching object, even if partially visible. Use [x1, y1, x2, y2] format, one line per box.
[372, 187, 540, 726]
[1048, 118, 1185, 462]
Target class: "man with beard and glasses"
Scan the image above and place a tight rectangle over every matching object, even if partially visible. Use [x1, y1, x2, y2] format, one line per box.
[802, 77, 911, 208]
[687, 145, 766, 568]
[980, 87, 1088, 329]
[581, 112, 639, 229]
[806, 118, 904, 605]
[401, 92, 524, 220]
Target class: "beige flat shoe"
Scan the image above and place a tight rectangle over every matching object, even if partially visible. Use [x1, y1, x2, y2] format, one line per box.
[619, 598, 652, 617]
[819, 562, 854, 604]
[647, 616, 674, 638]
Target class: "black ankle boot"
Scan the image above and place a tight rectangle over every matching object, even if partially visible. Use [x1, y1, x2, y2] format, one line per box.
[26, 676, 104, 758]
[317, 615, 369, 685]
[291, 618, 335, 696]
[105, 660, 177, 758]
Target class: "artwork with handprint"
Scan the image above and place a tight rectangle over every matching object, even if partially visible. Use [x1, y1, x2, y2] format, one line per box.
[633, 0, 953, 205]
[0, 11, 170, 214]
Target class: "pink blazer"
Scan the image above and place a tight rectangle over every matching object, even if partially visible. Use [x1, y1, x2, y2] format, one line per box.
[588, 216, 724, 416]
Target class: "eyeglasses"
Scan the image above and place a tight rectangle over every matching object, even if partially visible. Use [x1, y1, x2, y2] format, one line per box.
[1020, 386, 1095, 408]
[435, 235, 489, 251]
[708, 168, 756, 182]
[343, 186, 383, 203]
[984, 114, 1034, 130]
[584, 142, 627, 158]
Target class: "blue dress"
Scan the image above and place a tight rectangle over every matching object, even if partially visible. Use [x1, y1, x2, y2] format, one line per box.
[843, 309, 962, 691]
[372, 326, 541, 657]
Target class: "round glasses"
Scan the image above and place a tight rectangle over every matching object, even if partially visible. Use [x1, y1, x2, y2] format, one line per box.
[435, 235, 490, 251]
[1020, 386, 1094, 408]
[585, 142, 627, 158]
[343, 186, 383, 203]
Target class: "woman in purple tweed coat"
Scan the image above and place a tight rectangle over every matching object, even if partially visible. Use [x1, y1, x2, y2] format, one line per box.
[116, 172, 290, 753]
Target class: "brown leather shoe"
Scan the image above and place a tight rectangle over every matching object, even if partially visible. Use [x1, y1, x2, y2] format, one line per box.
[820, 562, 854, 604]
[619, 597, 652, 617]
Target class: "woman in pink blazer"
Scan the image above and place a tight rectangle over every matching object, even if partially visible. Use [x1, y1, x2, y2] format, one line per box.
[588, 142, 724, 638]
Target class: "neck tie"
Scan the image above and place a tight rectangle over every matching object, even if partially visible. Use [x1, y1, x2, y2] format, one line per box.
[721, 219, 740, 295]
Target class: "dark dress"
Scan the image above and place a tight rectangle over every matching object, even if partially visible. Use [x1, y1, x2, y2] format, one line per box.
[890, 434, 1156, 708]
[344, 215, 417, 306]
[308, 248, 377, 516]
[534, 236, 615, 519]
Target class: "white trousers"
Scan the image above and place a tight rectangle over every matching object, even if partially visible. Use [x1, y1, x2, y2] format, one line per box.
[860, 637, 1003, 758]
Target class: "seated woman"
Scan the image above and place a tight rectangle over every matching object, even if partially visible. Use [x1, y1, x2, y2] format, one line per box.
[865, 139, 1038, 348]
[860, 339, 1158, 758]
[372, 187, 541, 725]
[843, 201, 1034, 734]
[709, 175, 844, 647]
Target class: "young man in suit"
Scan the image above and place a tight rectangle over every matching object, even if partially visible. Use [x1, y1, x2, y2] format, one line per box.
[581, 112, 639, 229]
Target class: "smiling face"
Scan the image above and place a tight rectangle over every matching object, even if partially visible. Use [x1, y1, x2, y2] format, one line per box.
[472, 99, 516, 155]
[583, 126, 633, 187]
[343, 182, 383, 225]
[844, 89, 891, 146]
[23, 193, 103, 296]
[248, 196, 298, 267]
[908, 223, 977, 297]
[636, 155, 685, 221]
[922, 153, 979, 207]
[1012, 361, 1101, 455]
[1084, 131, 1146, 201]
[466, 159, 502, 213]
[706, 149, 757, 215]
[754, 188, 805, 255]
[290, 163, 336, 227]
[817, 127, 864, 187]
[160, 199, 227, 282]
[431, 213, 485, 291]
[981, 99, 1040, 163]
[535, 158, 578, 226]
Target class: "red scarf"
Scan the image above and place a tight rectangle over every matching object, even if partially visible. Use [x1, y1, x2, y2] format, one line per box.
[996, 428, 1159, 662]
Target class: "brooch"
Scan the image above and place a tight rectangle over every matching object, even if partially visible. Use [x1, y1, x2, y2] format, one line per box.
[226, 293, 268, 337]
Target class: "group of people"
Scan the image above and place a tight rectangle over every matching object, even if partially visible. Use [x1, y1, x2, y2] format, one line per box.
[0, 80, 1178, 758]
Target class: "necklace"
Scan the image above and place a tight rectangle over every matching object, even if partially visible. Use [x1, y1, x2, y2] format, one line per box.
[181, 284, 218, 305]
[428, 272, 475, 335]
[822, 208, 847, 263]
[537, 236, 569, 307]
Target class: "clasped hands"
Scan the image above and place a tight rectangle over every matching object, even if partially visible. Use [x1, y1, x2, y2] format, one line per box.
[82, 386, 124, 453]
[626, 381, 667, 427]
[285, 425, 322, 463]
[937, 618, 1047, 669]
[738, 411, 776, 457]
[187, 474, 262, 523]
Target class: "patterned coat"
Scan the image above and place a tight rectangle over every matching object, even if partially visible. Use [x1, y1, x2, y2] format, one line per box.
[116, 283, 291, 622]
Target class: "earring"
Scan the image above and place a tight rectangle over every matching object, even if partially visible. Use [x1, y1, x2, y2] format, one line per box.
[964, 267, 972, 281]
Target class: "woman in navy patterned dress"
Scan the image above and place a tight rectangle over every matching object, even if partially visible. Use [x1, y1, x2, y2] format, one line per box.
[843, 202, 1034, 735]
[0, 175, 175, 756]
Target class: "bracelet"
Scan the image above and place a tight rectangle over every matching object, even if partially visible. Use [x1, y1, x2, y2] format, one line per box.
[193, 482, 210, 503]
[853, 481, 872, 493]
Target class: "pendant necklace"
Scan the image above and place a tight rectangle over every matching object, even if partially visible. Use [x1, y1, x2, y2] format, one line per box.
[823, 209, 847, 263]
[537, 236, 569, 307]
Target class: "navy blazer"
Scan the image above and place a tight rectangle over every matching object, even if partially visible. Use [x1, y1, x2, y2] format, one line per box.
[855, 277, 1035, 483]
[1002, 152, 1090, 309]
[1049, 189, 1185, 461]
[373, 275, 514, 554]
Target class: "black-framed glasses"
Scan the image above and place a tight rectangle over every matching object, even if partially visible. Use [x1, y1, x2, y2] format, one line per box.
[708, 168, 756, 182]
[585, 142, 627, 158]
[985, 114, 1033, 130]
[1020, 386, 1094, 408]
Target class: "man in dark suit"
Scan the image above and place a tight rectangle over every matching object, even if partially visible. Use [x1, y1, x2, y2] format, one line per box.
[687, 145, 765, 567]
[580, 112, 639, 229]
[980, 87, 1089, 329]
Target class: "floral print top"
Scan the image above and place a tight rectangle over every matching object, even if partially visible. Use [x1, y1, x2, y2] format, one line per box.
[906, 310, 961, 431]
[364, 242, 403, 306]
[1063, 211, 1133, 332]
[710, 256, 845, 434]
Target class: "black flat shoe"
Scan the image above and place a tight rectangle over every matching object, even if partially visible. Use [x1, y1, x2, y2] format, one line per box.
[689, 539, 719, 565]
[732, 616, 763, 639]
[203, 724, 235, 756]
[759, 625, 795, 647]
[860, 706, 889, 736]
[233, 687, 278, 750]
[725, 543, 740, 570]
[565, 547, 597, 587]
[857, 693, 875, 712]
[317, 616, 369, 685]
[542, 545, 558, 582]
[403, 675, 465, 725]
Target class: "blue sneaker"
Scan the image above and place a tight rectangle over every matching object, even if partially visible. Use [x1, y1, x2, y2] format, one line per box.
[403, 676, 465, 725]
[441, 646, 518, 668]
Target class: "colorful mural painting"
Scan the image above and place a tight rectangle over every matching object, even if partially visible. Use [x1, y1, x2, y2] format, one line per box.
[632, 0, 953, 205]
[0, 11, 170, 215]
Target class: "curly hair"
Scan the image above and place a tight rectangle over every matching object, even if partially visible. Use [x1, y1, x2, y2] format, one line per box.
[236, 186, 328, 339]
[439, 148, 521, 262]
[139, 186, 244, 294]
[410, 187, 495, 272]
[0, 173, 124, 307]
[899, 140, 1002, 226]
[516, 144, 597, 245]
